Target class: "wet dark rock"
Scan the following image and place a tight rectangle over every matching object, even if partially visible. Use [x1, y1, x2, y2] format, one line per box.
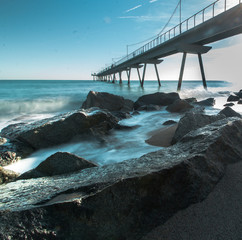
[114, 124, 140, 131]
[0, 110, 118, 150]
[227, 95, 240, 102]
[184, 97, 197, 103]
[132, 111, 140, 116]
[82, 91, 134, 112]
[18, 152, 98, 180]
[0, 167, 19, 184]
[218, 91, 230, 95]
[238, 100, 242, 104]
[172, 112, 225, 144]
[134, 92, 180, 110]
[111, 111, 132, 120]
[163, 120, 177, 125]
[194, 98, 215, 106]
[0, 140, 33, 167]
[137, 104, 161, 111]
[219, 107, 241, 118]
[0, 118, 241, 240]
[166, 99, 193, 113]
[224, 103, 234, 107]
[234, 90, 242, 98]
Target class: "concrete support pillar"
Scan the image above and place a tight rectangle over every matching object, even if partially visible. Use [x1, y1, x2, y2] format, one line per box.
[177, 52, 187, 91]
[112, 73, 116, 83]
[154, 64, 161, 87]
[198, 53, 207, 90]
[137, 68, 141, 85]
[126, 69, 131, 85]
[141, 63, 147, 88]
[119, 72, 122, 84]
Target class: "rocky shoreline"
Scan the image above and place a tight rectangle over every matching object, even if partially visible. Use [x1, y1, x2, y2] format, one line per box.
[0, 90, 242, 240]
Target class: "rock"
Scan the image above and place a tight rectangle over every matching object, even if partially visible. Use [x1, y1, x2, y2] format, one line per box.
[172, 112, 225, 144]
[224, 103, 234, 107]
[184, 97, 197, 103]
[134, 92, 180, 110]
[219, 107, 241, 118]
[0, 118, 241, 239]
[132, 111, 140, 116]
[0, 110, 118, 150]
[227, 95, 240, 102]
[238, 100, 242, 104]
[234, 90, 242, 98]
[18, 152, 97, 180]
[82, 91, 134, 112]
[166, 99, 193, 113]
[163, 120, 177, 125]
[145, 124, 178, 147]
[0, 137, 7, 145]
[0, 167, 19, 184]
[0, 151, 19, 167]
[137, 104, 161, 111]
[111, 111, 132, 120]
[194, 98, 215, 106]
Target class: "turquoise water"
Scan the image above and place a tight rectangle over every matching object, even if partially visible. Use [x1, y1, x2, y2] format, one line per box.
[0, 79, 240, 173]
[0, 80, 232, 118]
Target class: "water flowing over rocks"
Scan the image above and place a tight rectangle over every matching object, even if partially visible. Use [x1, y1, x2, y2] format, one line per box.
[134, 92, 180, 110]
[18, 152, 98, 180]
[0, 117, 241, 240]
[0, 110, 118, 150]
[82, 91, 134, 112]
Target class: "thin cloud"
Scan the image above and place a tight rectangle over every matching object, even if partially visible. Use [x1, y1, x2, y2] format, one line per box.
[118, 15, 167, 22]
[149, 0, 158, 3]
[125, 5, 142, 13]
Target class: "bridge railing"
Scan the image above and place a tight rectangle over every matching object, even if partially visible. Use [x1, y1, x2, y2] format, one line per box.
[98, 0, 241, 75]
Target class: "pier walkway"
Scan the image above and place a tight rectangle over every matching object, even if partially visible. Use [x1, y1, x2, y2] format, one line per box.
[93, 0, 242, 90]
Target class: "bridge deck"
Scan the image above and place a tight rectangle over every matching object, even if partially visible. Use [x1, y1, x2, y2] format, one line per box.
[96, 2, 242, 77]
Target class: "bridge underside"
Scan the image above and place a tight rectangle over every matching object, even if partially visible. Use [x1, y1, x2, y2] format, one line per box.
[94, 3, 242, 91]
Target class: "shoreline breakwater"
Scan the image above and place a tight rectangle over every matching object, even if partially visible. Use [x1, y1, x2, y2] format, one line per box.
[0, 89, 242, 239]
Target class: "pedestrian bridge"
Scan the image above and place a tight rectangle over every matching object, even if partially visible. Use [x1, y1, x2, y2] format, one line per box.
[93, 0, 242, 90]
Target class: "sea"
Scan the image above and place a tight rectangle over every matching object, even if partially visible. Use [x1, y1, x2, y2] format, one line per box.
[0, 80, 241, 174]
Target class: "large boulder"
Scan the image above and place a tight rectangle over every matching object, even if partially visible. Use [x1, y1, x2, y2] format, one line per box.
[0, 110, 118, 150]
[166, 99, 193, 113]
[134, 92, 180, 110]
[18, 152, 98, 180]
[234, 90, 242, 98]
[0, 118, 241, 240]
[219, 107, 241, 118]
[0, 167, 19, 185]
[172, 112, 225, 144]
[227, 95, 240, 102]
[82, 91, 134, 112]
[194, 98, 215, 106]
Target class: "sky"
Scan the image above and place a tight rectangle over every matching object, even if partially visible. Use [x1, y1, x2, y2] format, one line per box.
[0, 0, 241, 84]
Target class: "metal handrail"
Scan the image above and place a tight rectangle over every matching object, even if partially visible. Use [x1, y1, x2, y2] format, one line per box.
[98, 0, 241, 75]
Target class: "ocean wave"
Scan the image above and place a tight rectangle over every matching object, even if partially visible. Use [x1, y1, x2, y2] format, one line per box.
[0, 97, 82, 117]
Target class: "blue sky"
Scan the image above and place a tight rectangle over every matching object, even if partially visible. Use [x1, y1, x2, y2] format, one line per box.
[0, 0, 241, 82]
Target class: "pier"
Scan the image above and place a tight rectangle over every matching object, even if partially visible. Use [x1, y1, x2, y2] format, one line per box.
[93, 0, 242, 90]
